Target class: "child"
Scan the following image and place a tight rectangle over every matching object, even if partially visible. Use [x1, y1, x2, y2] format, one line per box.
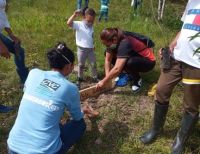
[98, 0, 109, 22]
[77, 0, 89, 10]
[67, 8, 98, 88]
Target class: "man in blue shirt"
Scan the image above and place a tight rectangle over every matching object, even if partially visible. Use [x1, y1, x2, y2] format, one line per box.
[7, 42, 94, 154]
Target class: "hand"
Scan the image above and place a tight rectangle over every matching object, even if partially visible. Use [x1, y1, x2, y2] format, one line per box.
[0, 44, 10, 59]
[82, 104, 99, 118]
[158, 48, 163, 58]
[74, 10, 82, 17]
[10, 34, 21, 44]
[96, 80, 105, 90]
[169, 44, 174, 54]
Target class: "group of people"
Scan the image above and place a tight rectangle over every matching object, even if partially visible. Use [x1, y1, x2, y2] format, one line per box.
[0, 0, 199, 154]
[67, 7, 155, 92]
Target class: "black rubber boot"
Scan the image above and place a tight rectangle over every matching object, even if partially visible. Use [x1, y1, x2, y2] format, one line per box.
[140, 101, 169, 144]
[171, 112, 198, 154]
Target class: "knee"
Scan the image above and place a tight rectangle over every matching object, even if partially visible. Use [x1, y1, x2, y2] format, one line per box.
[76, 119, 86, 132]
[156, 84, 163, 96]
[17, 46, 25, 56]
[155, 85, 170, 104]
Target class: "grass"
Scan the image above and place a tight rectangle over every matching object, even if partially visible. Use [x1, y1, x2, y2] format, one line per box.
[0, 0, 199, 154]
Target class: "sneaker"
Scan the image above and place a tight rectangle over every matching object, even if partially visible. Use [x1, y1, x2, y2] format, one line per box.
[0, 104, 14, 113]
[131, 78, 142, 92]
[115, 73, 129, 87]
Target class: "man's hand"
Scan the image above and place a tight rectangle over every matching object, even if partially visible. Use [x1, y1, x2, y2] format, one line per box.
[159, 47, 172, 58]
[5, 28, 21, 44]
[0, 41, 10, 59]
[10, 34, 21, 44]
[158, 48, 163, 58]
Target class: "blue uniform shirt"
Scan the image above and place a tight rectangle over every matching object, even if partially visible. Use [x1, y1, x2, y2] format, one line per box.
[7, 69, 84, 154]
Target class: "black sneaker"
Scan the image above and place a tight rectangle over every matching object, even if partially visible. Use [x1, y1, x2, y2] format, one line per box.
[131, 78, 142, 92]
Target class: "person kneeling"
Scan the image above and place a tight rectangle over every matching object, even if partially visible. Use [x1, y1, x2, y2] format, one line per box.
[7, 42, 94, 154]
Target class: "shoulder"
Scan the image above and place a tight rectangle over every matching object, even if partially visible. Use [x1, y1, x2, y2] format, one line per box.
[28, 68, 44, 76]
[63, 80, 79, 92]
[73, 21, 83, 26]
[118, 39, 132, 50]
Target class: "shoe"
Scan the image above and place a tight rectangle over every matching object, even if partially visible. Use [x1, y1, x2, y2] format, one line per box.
[140, 102, 169, 144]
[0, 104, 14, 113]
[115, 73, 129, 87]
[172, 112, 198, 154]
[131, 78, 142, 92]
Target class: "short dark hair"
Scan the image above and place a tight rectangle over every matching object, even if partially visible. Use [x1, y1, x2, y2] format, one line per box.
[84, 8, 96, 17]
[47, 42, 75, 69]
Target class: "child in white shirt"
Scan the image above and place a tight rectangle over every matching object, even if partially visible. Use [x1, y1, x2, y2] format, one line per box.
[67, 8, 98, 88]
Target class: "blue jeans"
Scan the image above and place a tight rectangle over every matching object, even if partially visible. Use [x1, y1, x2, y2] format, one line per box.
[98, 11, 108, 21]
[0, 33, 29, 84]
[132, 0, 142, 10]
[77, 0, 89, 9]
[8, 119, 86, 154]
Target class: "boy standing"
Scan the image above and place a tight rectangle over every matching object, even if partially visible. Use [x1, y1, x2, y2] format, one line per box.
[67, 8, 98, 88]
[98, 0, 109, 22]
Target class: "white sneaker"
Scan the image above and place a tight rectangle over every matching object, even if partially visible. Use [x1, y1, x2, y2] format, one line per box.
[115, 76, 119, 82]
[131, 79, 142, 92]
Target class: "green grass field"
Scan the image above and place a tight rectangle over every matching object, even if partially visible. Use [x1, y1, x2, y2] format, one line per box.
[0, 0, 199, 154]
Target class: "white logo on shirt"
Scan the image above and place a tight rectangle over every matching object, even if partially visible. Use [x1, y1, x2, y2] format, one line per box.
[23, 93, 60, 111]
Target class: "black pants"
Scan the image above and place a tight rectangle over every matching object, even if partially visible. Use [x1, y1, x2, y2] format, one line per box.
[124, 56, 155, 82]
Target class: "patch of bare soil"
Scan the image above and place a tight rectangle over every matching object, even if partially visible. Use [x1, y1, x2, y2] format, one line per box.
[79, 80, 154, 145]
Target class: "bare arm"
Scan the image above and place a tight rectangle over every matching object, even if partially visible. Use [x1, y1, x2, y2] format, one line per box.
[67, 10, 81, 27]
[5, 27, 20, 44]
[169, 31, 181, 52]
[159, 31, 181, 57]
[0, 40, 10, 58]
[97, 58, 127, 88]
[104, 52, 113, 76]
